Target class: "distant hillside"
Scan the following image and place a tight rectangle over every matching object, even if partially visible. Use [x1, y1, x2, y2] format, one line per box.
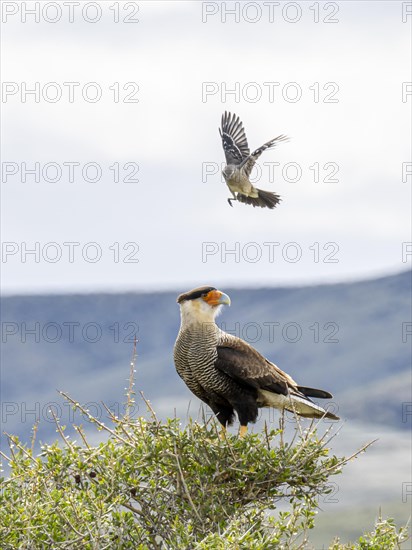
[1, 270, 411, 446]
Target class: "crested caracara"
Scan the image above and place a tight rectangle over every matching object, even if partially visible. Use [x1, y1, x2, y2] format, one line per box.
[174, 286, 339, 436]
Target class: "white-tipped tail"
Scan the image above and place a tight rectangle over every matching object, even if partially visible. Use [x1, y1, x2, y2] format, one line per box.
[258, 389, 339, 420]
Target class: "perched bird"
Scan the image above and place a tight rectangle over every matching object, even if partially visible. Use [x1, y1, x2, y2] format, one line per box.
[174, 286, 339, 437]
[219, 111, 288, 209]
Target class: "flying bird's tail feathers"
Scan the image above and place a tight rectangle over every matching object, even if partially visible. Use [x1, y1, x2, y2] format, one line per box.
[237, 189, 281, 209]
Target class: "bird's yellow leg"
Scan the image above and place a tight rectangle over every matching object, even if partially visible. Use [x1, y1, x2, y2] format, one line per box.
[219, 426, 227, 440]
[239, 425, 248, 438]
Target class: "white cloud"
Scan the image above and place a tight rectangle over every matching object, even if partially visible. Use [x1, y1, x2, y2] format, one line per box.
[1, 1, 410, 293]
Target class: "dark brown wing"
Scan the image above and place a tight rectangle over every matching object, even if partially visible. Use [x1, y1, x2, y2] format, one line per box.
[215, 334, 333, 400]
[215, 334, 297, 396]
[219, 111, 250, 165]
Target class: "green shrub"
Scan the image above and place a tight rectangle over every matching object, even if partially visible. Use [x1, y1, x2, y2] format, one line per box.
[0, 361, 408, 549]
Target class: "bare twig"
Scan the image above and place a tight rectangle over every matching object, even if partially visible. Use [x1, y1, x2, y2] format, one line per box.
[30, 421, 39, 453]
[122, 501, 145, 518]
[139, 391, 158, 421]
[325, 439, 377, 472]
[173, 444, 203, 525]
[0, 449, 11, 462]
[49, 407, 75, 452]
[4, 433, 37, 464]
[125, 336, 138, 420]
[73, 425, 91, 450]
[59, 391, 130, 446]
[101, 401, 135, 442]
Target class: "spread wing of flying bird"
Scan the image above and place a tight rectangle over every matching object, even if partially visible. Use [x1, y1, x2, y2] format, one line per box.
[219, 112, 288, 209]
[219, 111, 250, 165]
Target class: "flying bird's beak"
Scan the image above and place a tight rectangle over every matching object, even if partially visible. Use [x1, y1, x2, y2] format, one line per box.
[203, 290, 231, 307]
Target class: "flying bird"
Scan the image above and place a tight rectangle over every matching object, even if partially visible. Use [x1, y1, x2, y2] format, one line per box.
[174, 286, 339, 437]
[219, 111, 288, 209]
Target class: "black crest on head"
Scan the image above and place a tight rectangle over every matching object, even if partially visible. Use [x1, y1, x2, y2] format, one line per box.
[177, 286, 216, 304]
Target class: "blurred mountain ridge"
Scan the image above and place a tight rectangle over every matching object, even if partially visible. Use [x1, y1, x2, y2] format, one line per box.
[1, 270, 411, 444]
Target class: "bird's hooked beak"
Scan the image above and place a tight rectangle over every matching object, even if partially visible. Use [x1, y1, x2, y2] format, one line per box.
[202, 289, 231, 307]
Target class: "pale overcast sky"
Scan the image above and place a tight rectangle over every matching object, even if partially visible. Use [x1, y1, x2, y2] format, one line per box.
[1, 1, 411, 294]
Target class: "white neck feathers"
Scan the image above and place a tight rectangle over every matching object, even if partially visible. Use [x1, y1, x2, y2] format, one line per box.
[179, 300, 221, 328]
